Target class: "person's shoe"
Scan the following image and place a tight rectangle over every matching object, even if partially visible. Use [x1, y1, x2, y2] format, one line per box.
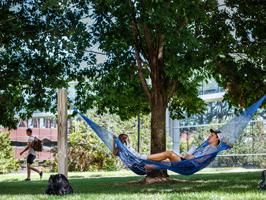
[24, 178, 31, 181]
[39, 171, 43, 180]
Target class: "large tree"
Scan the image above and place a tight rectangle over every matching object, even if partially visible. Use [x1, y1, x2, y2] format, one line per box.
[0, 0, 92, 128]
[75, 0, 265, 179]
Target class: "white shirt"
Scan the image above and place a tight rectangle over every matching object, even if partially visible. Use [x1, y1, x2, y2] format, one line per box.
[115, 141, 147, 159]
[27, 136, 36, 156]
[124, 143, 147, 160]
[193, 145, 218, 158]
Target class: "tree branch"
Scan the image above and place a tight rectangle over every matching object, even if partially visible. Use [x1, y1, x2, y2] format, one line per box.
[167, 80, 178, 101]
[157, 34, 165, 65]
[136, 51, 152, 102]
[143, 24, 154, 58]
[128, 0, 152, 102]
[85, 50, 107, 55]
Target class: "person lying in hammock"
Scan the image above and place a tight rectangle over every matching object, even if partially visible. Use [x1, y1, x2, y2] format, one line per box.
[113, 129, 222, 163]
[112, 133, 148, 159]
[147, 129, 221, 163]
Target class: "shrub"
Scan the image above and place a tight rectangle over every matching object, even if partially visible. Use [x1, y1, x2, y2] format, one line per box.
[0, 132, 19, 174]
[49, 112, 152, 172]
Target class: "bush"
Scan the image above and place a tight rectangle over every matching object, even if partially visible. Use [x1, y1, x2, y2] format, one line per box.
[67, 127, 122, 172]
[0, 132, 19, 174]
[49, 112, 152, 172]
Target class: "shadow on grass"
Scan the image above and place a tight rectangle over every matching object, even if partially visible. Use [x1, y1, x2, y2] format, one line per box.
[0, 172, 261, 195]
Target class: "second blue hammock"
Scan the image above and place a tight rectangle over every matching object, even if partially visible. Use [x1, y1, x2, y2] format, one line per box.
[76, 95, 265, 175]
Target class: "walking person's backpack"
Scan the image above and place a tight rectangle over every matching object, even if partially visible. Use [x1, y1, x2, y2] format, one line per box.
[45, 174, 73, 195]
[258, 170, 266, 190]
[32, 137, 43, 152]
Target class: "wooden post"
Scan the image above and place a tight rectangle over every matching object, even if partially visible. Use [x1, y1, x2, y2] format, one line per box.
[57, 89, 68, 177]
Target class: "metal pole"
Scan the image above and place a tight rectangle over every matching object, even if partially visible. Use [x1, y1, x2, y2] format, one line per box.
[172, 119, 180, 154]
[137, 113, 140, 153]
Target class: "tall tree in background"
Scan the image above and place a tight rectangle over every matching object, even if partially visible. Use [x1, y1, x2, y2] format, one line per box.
[76, 0, 265, 179]
[0, 0, 92, 128]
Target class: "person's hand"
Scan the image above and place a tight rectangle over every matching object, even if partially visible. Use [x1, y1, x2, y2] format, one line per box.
[184, 153, 194, 159]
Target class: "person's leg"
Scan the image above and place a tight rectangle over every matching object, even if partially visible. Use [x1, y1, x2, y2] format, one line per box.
[25, 155, 32, 180]
[27, 154, 43, 179]
[147, 151, 181, 162]
[144, 164, 157, 170]
[26, 163, 31, 180]
[29, 165, 40, 174]
[29, 165, 43, 180]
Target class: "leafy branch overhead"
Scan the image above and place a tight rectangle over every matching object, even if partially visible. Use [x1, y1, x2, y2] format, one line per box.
[76, 0, 265, 121]
[1, 0, 265, 130]
[0, 0, 93, 128]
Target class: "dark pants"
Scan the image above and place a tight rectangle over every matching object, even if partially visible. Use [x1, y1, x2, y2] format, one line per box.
[27, 154, 36, 164]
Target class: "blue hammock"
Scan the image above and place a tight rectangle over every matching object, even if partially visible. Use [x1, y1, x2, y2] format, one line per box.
[75, 95, 265, 176]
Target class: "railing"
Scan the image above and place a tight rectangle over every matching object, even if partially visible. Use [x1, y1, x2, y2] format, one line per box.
[198, 87, 225, 95]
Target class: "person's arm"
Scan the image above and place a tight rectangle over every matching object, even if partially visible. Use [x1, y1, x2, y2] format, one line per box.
[180, 145, 197, 159]
[20, 141, 32, 155]
[182, 153, 195, 159]
[112, 137, 119, 156]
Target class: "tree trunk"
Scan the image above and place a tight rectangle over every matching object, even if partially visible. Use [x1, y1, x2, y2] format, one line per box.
[151, 103, 167, 154]
[145, 96, 169, 180]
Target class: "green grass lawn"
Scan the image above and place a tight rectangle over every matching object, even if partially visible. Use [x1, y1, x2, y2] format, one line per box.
[0, 169, 265, 200]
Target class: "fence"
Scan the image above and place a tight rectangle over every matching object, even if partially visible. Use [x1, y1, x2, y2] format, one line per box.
[176, 120, 266, 168]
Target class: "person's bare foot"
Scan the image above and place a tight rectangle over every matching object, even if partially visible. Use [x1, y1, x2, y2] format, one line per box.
[24, 178, 31, 181]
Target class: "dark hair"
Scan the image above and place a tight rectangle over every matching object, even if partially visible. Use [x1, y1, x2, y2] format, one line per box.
[118, 134, 128, 140]
[26, 128, 32, 133]
[118, 134, 129, 145]
[210, 129, 221, 134]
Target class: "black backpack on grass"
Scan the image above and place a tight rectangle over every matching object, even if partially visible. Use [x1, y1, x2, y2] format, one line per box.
[45, 174, 73, 195]
[258, 170, 266, 190]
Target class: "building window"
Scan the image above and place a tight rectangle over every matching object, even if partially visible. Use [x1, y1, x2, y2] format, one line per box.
[18, 120, 27, 128]
[32, 118, 40, 128]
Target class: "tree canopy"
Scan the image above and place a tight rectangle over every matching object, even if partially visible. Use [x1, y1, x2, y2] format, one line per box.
[1, 0, 265, 149]
[76, 0, 265, 118]
[0, 0, 92, 128]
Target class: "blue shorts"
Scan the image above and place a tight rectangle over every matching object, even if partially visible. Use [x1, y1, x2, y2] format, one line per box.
[27, 154, 36, 164]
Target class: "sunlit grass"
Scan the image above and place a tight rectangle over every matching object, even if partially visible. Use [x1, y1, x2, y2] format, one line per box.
[0, 169, 265, 200]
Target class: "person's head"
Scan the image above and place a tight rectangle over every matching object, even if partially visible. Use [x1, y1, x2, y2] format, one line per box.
[118, 134, 129, 144]
[26, 128, 32, 136]
[208, 129, 221, 146]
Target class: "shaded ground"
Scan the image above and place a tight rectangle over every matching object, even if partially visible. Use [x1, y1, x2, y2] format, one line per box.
[0, 170, 265, 200]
